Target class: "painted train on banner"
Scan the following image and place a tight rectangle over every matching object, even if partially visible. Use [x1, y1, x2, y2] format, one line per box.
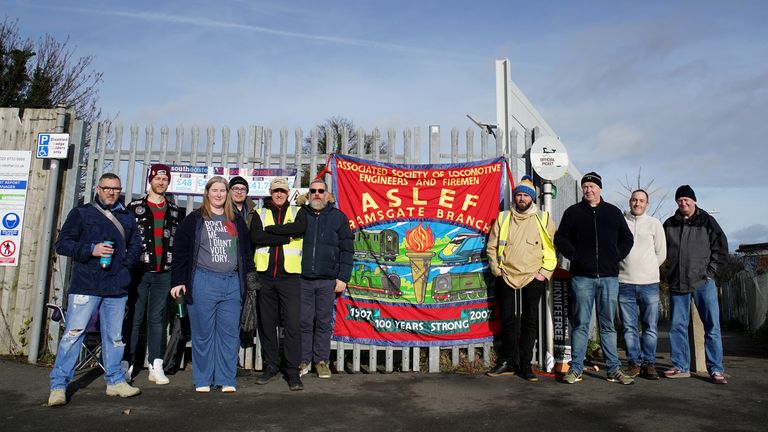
[331, 154, 509, 346]
[349, 225, 493, 304]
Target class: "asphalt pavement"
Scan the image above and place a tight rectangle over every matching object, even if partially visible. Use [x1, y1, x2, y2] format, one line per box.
[1, 324, 767, 432]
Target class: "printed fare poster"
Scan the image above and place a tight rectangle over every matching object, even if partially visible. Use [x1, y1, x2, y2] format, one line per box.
[331, 154, 508, 346]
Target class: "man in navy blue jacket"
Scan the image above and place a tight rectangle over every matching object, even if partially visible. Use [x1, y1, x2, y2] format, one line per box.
[554, 172, 634, 385]
[48, 173, 142, 406]
[265, 179, 353, 379]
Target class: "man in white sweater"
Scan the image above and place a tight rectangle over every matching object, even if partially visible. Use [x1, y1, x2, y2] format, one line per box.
[618, 189, 667, 380]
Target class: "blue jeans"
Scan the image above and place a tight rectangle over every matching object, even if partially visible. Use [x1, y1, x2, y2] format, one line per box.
[619, 283, 660, 365]
[569, 276, 621, 374]
[50, 293, 128, 390]
[187, 267, 241, 388]
[300, 278, 336, 364]
[127, 271, 171, 363]
[669, 278, 724, 374]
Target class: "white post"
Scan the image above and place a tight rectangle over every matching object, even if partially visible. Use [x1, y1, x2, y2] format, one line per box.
[541, 180, 554, 372]
[495, 60, 510, 158]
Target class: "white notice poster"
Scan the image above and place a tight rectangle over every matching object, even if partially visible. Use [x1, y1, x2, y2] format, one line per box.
[0, 151, 32, 266]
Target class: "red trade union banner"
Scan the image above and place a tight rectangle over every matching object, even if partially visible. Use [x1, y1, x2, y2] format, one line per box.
[330, 154, 511, 346]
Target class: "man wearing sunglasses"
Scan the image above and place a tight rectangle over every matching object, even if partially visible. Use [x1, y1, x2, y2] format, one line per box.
[264, 179, 354, 380]
[48, 173, 142, 406]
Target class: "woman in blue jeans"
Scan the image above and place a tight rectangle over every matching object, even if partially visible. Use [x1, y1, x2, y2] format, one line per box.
[170, 176, 254, 393]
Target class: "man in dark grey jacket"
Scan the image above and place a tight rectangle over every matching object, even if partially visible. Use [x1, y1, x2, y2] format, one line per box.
[663, 185, 729, 384]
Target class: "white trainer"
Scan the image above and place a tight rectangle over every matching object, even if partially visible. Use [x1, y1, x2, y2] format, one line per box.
[148, 359, 170, 385]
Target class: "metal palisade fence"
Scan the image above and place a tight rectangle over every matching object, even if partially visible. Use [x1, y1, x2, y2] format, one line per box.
[0, 108, 584, 372]
[78, 121, 580, 373]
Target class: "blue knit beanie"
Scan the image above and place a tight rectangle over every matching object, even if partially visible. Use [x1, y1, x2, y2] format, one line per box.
[514, 175, 536, 202]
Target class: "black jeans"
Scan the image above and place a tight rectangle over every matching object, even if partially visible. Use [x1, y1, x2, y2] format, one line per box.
[495, 277, 546, 369]
[257, 275, 302, 378]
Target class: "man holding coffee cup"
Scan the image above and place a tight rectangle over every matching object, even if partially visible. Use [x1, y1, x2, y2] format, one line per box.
[48, 173, 142, 406]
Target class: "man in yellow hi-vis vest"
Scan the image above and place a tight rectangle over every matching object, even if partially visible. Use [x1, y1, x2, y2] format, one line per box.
[486, 175, 556, 382]
[249, 177, 304, 391]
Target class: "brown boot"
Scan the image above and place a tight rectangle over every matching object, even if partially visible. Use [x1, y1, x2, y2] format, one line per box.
[641, 364, 659, 380]
[624, 362, 641, 378]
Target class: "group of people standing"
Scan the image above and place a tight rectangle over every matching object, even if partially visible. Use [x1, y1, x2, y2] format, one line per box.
[487, 172, 729, 386]
[46, 163, 730, 407]
[48, 166, 353, 406]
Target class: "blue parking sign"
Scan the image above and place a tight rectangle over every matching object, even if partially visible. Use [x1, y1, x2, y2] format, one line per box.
[36, 133, 68, 159]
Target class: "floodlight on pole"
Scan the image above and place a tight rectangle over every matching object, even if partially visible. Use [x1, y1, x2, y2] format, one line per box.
[466, 114, 497, 138]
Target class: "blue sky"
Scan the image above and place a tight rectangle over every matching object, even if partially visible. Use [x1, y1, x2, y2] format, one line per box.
[4, 0, 767, 248]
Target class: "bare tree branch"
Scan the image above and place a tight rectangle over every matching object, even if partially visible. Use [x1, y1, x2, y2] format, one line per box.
[617, 166, 673, 219]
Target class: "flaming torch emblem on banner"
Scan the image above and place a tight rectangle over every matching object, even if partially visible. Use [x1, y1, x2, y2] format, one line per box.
[405, 223, 436, 304]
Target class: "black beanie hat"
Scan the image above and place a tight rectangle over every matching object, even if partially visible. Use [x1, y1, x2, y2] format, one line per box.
[581, 172, 602, 189]
[675, 185, 696, 201]
[228, 176, 249, 192]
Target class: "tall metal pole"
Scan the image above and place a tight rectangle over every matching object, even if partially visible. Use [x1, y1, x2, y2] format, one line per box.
[541, 180, 554, 372]
[27, 105, 66, 364]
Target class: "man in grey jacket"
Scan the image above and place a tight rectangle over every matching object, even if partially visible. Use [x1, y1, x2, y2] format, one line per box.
[663, 185, 728, 384]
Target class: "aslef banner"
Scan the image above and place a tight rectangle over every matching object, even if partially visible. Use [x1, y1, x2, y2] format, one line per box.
[331, 154, 509, 346]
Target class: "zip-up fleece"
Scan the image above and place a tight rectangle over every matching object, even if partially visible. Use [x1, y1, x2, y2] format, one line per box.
[663, 207, 728, 293]
[554, 199, 634, 277]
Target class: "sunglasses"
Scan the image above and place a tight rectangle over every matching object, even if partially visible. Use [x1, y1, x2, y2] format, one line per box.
[309, 188, 326, 194]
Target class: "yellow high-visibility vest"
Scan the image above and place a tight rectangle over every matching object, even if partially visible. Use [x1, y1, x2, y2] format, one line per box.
[254, 206, 303, 273]
[497, 210, 557, 271]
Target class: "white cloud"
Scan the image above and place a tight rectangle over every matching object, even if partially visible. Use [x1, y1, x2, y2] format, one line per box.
[591, 123, 643, 163]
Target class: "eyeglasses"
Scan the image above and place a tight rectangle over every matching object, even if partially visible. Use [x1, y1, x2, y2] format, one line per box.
[309, 188, 326, 194]
[98, 186, 122, 192]
[231, 187, 248, 193]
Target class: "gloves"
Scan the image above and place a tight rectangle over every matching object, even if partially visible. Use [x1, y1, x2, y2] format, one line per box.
[246, 271, 262, 293]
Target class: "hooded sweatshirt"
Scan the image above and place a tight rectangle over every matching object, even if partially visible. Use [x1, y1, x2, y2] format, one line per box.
[487, 203, 557, 289]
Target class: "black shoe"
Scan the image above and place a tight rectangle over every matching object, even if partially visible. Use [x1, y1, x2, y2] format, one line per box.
[288, 378, 304, 391]
[487, 361, 516, 377]
[519, 368, 539, 382]
[256, 366, 279, 385]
